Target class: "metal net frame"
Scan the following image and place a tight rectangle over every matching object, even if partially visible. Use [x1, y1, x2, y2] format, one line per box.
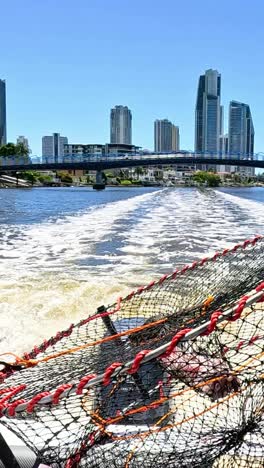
[0, 235, 264, 468]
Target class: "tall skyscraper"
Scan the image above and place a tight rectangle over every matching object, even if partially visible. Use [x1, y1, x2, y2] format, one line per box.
[195, 69, 221, 154]
[17, 135, 29, 150]
[154, 119, 180, 152]
[42, 133, 68, 163]
[171, 124, 180, 152]
[0, 79, 7, 146]
[110, 105, 132, 144]
[228, 101, 254, 157]
[228, 101, 254, 176]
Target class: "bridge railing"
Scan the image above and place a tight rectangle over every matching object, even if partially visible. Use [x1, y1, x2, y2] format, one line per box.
[0, 151, 263, 167]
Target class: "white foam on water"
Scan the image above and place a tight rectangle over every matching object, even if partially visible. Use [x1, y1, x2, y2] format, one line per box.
[0, 190, 160, 275]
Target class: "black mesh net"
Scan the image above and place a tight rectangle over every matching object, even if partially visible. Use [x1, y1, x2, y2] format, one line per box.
[0, 236, 264, 468]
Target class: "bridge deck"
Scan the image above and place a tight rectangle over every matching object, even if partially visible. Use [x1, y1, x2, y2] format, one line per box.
[0, 155, 263, 172]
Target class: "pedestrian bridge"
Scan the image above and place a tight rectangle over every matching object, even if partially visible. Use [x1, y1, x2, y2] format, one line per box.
[1, 152, 264, 172]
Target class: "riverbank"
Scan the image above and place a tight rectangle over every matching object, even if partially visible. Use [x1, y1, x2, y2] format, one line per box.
[1, 181, 263, 189]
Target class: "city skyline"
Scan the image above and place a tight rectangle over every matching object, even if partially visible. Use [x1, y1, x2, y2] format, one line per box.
[0, 74, 258, 160]
[0, 67, 258, 159]
[1, 1, 264, 157]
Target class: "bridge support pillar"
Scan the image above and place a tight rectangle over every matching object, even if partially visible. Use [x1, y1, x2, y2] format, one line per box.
[93, 170, 105, 190]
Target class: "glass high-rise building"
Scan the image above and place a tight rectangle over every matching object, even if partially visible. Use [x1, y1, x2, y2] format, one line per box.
[154, 119, 179, 152]
[42, 133, 68, 163]
[110, 105, 132, 144]
[195, 69, 221, 154]
[0, 79, 7, 146]
[228, 101, 254, 157]
[228, 101, 254, 176]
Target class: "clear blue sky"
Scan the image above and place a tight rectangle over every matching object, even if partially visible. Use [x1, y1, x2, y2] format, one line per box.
[1, 0, 264, 156]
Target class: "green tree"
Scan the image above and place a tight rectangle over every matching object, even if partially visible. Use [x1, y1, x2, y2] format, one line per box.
[19, 171, 38, 186]
[0, 142, 30, 162]
[16, 142, 30, 157]
[120, 179, 132, 185]
[57, 171, 73, 184]
[233, 174, 242, 184]
[0, 143, 17, 157]
[61, 174, 73, 184]
[38, 175, 53, 185]
[134, 166, 144, 180]
[118, 168, 129, 179]
[192, 171, 221, 187]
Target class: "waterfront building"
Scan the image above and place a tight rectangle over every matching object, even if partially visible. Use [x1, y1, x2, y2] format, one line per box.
[42, 133, 68, 163]
[17, 135, 29, 150]
[0, 79, 7, 145]
[64, 144, 105, 159]
[195, 69, 221, 154]
[228, 100, 255, 176]
[110, 105, 132, 145]
[154, 119, 179, 153]
[64, 143, 140, 160]
[105, 143, 140, 155]
[228, 101, 254, 157]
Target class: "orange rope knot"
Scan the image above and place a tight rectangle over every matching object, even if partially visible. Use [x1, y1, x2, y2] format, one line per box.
[202, 295, 214, 310]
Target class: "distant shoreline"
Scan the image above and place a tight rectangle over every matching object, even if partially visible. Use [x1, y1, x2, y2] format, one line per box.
[1, 183, 263, 190]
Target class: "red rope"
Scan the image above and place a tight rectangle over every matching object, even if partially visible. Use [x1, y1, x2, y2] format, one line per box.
[162, 329, 192, 358]
[256, 282, 264, 292]
[103, 362, 123, 386]
[229, 296, 249, 322]
[27, 391, 51, 413]
[202, 311, 223, 335]
[0, 386, 19, 397]
[159, 274, 168, 283]
[53, 384, 73, 404]
[76, 374, 97, 395]
[65, 440, 88, 468]
[0, 385, 26, 406]
[8, 399, 27, 417]
[127, 350, 151, 374]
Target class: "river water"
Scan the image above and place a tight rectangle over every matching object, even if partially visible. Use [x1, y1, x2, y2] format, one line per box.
[0, 186, 263, 355]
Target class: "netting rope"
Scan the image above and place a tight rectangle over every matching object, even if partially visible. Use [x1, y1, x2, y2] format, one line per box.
[0, 235, 263, 468]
